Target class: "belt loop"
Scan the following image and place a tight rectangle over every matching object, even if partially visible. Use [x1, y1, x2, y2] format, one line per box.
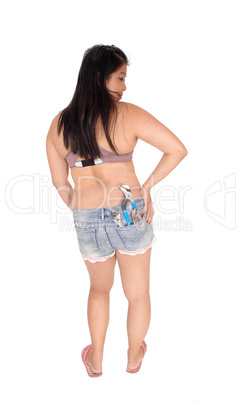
[101, 208, 104, 220]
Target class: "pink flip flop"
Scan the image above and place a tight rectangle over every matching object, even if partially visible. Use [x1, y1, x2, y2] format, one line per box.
[81, 345, 103, 377]
[126, 341, 147, 374]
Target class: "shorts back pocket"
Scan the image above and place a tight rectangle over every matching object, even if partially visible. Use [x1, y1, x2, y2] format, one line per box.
[74, 221, 99, 255]
[116, 218, 153, 252]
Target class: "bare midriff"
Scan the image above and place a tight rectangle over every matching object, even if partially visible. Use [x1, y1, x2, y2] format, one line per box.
[70, 160, 142, 209]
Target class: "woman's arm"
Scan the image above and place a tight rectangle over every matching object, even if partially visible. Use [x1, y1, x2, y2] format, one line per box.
[46, 117, 75, 211]
[129, 103, 188, 190]
[127, 103, 188, 221]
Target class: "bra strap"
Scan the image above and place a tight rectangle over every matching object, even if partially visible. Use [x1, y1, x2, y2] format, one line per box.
[75, 158, 103, 167]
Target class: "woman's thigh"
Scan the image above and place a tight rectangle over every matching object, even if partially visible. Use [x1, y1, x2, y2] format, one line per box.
[116, 248, 152, 301]
[84, 254, 117, 293]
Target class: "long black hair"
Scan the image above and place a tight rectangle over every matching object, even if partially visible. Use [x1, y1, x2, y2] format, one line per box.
[57, 44, 129, 159]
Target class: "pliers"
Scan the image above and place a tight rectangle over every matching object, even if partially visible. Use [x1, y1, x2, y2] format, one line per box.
[119, 184, 143, 225]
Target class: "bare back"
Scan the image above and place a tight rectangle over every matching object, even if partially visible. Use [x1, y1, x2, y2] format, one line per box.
[54, 102, 142, 209]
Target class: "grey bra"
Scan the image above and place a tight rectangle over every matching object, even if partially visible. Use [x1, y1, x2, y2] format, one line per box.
[65, 145, 134, 168]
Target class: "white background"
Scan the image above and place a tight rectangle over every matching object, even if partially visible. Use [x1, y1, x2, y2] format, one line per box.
[1, 1, 240, 401]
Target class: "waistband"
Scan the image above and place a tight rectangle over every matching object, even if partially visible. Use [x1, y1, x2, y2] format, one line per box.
[73, 195, 144, 222]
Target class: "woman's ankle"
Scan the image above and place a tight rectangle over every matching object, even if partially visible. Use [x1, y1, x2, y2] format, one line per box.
[86, 348, 103, 372]
[128, 341, 146, 366]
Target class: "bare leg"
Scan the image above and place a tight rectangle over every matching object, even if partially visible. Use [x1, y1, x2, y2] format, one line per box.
[84, 254, 116, 373]
[116, 248, 152, 370]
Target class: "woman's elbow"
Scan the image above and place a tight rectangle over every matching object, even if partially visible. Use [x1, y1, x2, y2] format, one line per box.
[176, 145, 188, 162]
[164, 144, 188, 158]
[181, 146, 188, 157]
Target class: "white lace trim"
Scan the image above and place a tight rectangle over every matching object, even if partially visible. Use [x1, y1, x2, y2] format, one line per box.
[81, 250, 116, 263]
[117, 235, 157, 256]
[80, 235, 157, 263]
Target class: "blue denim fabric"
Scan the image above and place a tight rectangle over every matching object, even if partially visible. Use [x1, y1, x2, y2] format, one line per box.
[73, 196, 156, 263]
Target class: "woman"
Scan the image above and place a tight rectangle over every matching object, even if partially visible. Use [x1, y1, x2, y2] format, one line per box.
[46, 44, 187, 377]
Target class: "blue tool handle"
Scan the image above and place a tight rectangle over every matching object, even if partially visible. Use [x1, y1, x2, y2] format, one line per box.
[132, 203, 137, 209]
[123, 210, 131, 226]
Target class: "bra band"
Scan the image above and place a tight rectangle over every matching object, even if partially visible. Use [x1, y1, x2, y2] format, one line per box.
[65, 145, 134, 168]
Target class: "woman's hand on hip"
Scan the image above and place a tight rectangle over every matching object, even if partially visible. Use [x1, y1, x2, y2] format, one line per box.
[141, 187, 154, 224]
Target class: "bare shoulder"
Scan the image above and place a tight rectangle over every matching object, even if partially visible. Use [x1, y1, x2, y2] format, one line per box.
[46, 112, 70, 158]
[122, 102, 152, 117]
[47, 112, 62, 140]
[122, 102, 187, 155]
[119, 101, 151, 129]
[121, 101, 163, 137]
[121, 102, 159, 130]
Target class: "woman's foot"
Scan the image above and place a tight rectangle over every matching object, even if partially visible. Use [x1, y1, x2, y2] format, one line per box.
[126, 341, 147, 373]
[81, 345, 103, 377]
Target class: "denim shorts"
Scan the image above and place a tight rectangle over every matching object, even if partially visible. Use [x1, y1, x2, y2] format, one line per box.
[73, 196, 156, 263]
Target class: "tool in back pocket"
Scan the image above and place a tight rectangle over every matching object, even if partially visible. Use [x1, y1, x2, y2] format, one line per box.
[119, 184, 143, 225]
[110, 209, 124, 227]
